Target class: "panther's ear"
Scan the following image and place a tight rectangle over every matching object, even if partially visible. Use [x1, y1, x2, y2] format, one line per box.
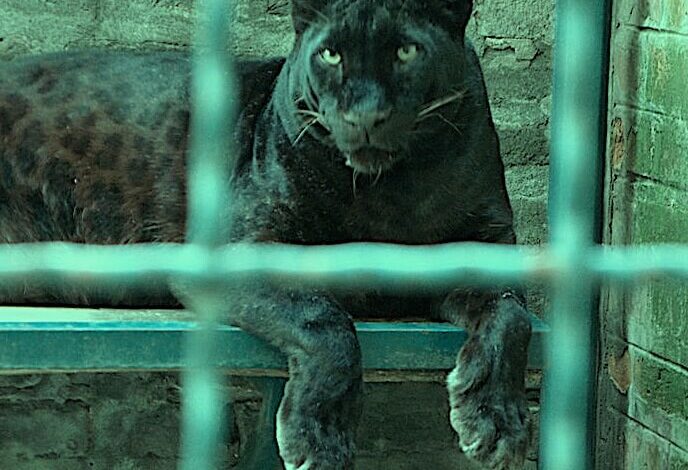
[439, 0, 474, 37]
[291, 0, 331, 35]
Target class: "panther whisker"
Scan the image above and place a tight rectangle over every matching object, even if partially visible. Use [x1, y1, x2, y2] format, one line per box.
[352, 168, 360, 197]
[293, 117, 318, 146]
[417, 89, 467, 118]
[295, 109, 321, 119]
[434, 113, 463, 137]
[417, 112, 463, 137]
[299, 4, 332, 26]
[306, 87, 320, 112]
[373, 166, 383, 185]
[295, 95, 315, 112]
[294, 108, 331, 135]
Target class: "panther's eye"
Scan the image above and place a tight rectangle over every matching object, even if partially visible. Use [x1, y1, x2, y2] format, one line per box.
[319, 48, 342, 66]
[397, 44, 419, 63]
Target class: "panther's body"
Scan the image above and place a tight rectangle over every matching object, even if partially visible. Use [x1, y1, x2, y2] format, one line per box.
[0, 1, 532, 468]
[0, 52, 278, 246]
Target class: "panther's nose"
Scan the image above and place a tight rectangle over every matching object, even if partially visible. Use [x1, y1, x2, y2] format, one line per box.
[342, 108, 392, 130]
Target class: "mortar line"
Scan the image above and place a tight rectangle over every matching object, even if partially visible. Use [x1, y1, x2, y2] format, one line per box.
[614, 101, 687, 122]
[627, 342, 688, 375]
[620, 23, 688, 39]
[608, 405, 688, 454]
[604, 331, 688, 374]
[628, 170, 688, 193]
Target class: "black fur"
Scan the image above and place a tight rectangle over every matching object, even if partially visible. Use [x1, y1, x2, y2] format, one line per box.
[0, 1, 531, 468]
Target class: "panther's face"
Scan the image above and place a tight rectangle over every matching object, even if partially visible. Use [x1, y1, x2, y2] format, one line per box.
[288, 0, 473, 175]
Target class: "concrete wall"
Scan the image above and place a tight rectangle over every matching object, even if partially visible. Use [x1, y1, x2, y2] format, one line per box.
[597, 1, 688, 468]
[0, 1, 553, 468]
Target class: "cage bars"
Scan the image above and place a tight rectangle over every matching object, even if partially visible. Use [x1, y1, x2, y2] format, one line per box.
[0, 0, 683, 469]
[179, 0, 237, 469]
[4, 243, 688, 285]
[541, 0, 612, 468]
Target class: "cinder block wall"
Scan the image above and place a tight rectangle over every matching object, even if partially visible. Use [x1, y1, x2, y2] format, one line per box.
[597, 1, 688, 468]
[0, 1, 553, 469]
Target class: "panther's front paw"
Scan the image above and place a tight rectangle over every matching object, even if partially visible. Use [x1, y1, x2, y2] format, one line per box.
[276, 403, 356, 470]
[282, 457, 342, 470]
[279, 448, 354, 470]
[277, 422, 355, 470]
[447, 330, 531, 469]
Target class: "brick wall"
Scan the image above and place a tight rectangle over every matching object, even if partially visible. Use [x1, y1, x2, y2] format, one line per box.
[0, 1, 552, 468]
[597, 1, 688, 468]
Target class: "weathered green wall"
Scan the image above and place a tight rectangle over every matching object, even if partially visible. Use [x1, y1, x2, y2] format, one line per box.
[598, 1, 688, 468]
[0, 1, 553, 468]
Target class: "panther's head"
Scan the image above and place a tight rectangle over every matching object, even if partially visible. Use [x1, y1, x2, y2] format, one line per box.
[285, 0, 473, 175]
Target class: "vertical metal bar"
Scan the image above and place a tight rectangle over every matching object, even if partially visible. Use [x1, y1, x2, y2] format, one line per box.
[180, 0, 237, 468]
[186, 0, 236, 247]
[541, 1, 611, 469]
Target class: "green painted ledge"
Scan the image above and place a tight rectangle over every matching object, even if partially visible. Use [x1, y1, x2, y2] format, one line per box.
[0, 307, 547, 374]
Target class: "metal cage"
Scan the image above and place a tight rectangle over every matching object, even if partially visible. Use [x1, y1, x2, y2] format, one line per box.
[1, 1, 686, 469]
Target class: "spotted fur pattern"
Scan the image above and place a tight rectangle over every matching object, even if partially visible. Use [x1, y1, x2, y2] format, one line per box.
[1, 52, 187, 243]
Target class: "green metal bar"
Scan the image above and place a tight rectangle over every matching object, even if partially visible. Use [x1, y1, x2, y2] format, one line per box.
[0, 308, 548, 372]
[3, 243, 688, 287]
[541, 0, 611, 468]
[186, 4, 235, 248]
[180, 0, 238, 468]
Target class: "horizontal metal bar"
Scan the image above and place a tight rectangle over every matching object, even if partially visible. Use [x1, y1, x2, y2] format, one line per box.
[0, 308, 547, 372]
[591, 247, 688, 279]
[0, 242, 545, 280]
[1, 243, 688, 288]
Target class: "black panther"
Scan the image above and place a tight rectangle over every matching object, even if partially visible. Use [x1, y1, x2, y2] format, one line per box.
[0, 0, 532, 468]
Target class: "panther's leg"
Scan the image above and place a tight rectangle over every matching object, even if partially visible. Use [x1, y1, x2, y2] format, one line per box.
[440, 289, 532, 470]
[225, 285, 362, 470]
